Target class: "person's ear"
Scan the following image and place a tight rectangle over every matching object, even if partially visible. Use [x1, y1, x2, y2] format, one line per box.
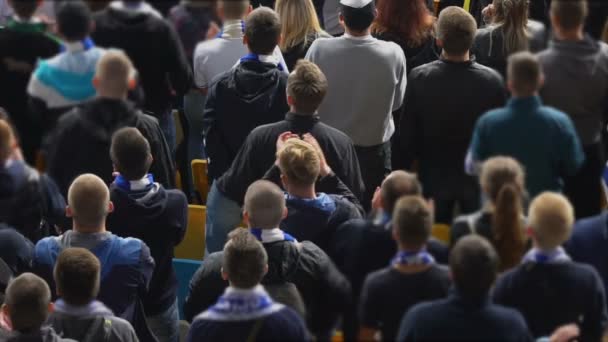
[507, 80, 514, 94]
[66, 206, 73, 218]
[538, 73, 545, 89]
[107, 201, 114, 214]
[281, 206, 288, 220]
[287, 94, 296, 107]
[1, 303, 9, 317]
[48, 302, 54, 314]
[392, 224, 399, 242]
[92, 77, 100, 90]
[221, 267, 228, 281]
[436, 38, 444, 48]
[243, 35, 248, 46]
[243, 211, 250, 226]
[218, 5, 225, 20]
[128, 77, 137, 90]
[527, 226, 535, 238]
[247, 4, 253, 14]
[374, 8, 378, 18]
[263, 264, 269, 276]
[280, 174, 288, 190]
[147, 153, 154, 165]
[277, 33, 283, 46]
[89, 21, 96, 34]
[339, 13, 345, 27]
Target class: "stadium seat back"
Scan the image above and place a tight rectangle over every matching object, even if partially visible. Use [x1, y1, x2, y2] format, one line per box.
[175, 205, 206, 260]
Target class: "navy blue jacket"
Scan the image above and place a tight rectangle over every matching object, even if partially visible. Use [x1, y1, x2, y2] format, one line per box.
[493, 261, 607, 340]
[107, 182, 187, 315]
[33, 231, 155, 341]
[398, 291, 532, 341]
[566, 212, 608, 307]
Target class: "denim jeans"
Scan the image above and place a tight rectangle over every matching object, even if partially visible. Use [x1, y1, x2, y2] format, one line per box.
[183, 90, 206, 160]
[146, 299, 179, 342]
[158, 110, 177, 158]
[206, 182, 243, 253]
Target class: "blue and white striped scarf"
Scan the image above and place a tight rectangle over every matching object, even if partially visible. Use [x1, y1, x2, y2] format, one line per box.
[522, 247, 571, 264]
[198, 285, 285, 321]
[391, 250, 435, 267]
[250, 228, 297, 244]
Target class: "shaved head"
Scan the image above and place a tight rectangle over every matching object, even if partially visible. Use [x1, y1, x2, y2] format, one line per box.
[67, 174, 110, 229]
[244, 180, 286, 229]
[0, 119, 14, 162]
[381, 170, 422, 213]
[95, 49, 136, 97]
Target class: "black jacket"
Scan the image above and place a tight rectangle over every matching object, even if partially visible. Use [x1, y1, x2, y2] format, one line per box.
[216, 112, 365, 205]
[0, 160, 65, 242]
[203, 61, 289, 180]
[0, 327, 76, 342]
[263, 165, 363, 253]
[92, 7, 192, 116]
[0, 22, 60, 162]
[107, 183, 187, 315]
[184, 239, 351, 340]
[374, 32, 440, 74]
[400, 59, 506, 200]
[0, 225, 34, 275]
[45, 98, 174, 196]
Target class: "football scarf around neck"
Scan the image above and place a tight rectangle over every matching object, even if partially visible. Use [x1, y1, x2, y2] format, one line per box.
[114, 174, 154, 192]
[522, 247, 571, 264]
[391, 249, 435, 267]
[240, 53, 285, 71]
[200, 285, 285, 321]
[250, 228, 297, 244]
[216, 19, 245, 38]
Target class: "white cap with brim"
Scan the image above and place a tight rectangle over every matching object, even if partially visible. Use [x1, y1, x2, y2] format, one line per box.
[339, 0, 373, 9]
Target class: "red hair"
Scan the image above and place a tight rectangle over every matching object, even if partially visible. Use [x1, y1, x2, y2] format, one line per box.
[372, 0, 434, 47]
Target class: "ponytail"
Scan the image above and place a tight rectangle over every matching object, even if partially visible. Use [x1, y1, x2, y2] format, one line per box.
[493, 0, 529, 54]
[492, 183, 526, 272]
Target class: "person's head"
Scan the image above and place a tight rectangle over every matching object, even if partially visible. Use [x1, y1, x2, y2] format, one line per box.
[0, 119, 16, 164]
[244, 180, 287, 229]
[450, 235, 499, 300]
[67, 174, 113, 232]
[275, 0, 323, 50]
[380, 170, 422, 214]
[110, 127, 152, 181]
[371, 0, 434, 47]
[491, 0, 529, 54]
[550, 0, 588, 35]
[93, 49, 137, 99]
[244, 7, 281, 55]
[286, 60, 328, 114]
[339, 0, 376, 33]
[392, 196, 432, 251]
[480, 157, 527, 271]
[436, 6, 477, 57]
[1, 273, 53, 332]
[54, 248, 100, 306]
[218, 0, 250, 20]
[56, 0, 93, 42]
[8, 0, 42, 19]
[221, 228, 268, 288]
[529, 192, 574, 251]
[277, 138, 320, 192]
[507, 51, 543, 97]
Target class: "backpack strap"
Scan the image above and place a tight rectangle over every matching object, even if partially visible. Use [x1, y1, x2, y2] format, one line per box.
[246, 317, 266, 342]
[81, 316, 112, 342]
[465, 211, 484, 235]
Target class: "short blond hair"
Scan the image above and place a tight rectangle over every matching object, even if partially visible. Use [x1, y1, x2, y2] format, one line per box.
[95, 49, 136, 95]
[278, 138, 320, 187]
[436, 6, 477, 55]
[219, 0, 249, 19]
[529, 192, 574, 250]
[244, 180, 286, 229]
[68, 174, 110, 228]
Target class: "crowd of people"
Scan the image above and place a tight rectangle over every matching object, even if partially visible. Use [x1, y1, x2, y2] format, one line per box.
[0, 0, 607, 341]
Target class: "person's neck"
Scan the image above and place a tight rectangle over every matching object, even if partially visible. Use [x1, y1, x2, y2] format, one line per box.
[289, 106, 315, 116]
[398, 244, 425, 253]
[554, 27, 585, 42]
[97, 93, 128, 101]
[441, 50, 470, 62]
[73, 223, 107, 234]
[512, 92, 538, 99]
[533, 242, 559, 253]
[345, 27, 371, 37]
[288, 185, 316, 199]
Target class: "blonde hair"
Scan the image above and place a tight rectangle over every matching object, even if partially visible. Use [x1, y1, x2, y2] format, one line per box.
[278, 138, 320, 187]
[68, 174, 110, 228]
[275, 0, 324, 50]
[95, 49, 136, 95]
[529, 192, 574, 250]
[491, 0, 530, 54]
[0, 119, 14, 162]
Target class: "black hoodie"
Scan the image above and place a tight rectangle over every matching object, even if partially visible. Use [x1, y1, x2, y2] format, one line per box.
[44, 98, 174, 196]
[107, 182, 187, 315]
[203, 61, 289, 180]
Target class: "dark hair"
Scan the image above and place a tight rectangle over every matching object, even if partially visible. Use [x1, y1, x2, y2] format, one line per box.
[381, 170, 422, 214]
[341, 3, 376, 31]
[450, 235, 498, 300]
[54, 248, 100, 306]
[9, 0, 39, 19]
[287, 60, 328, 114]
[245, 7, 281, 55]
[56, 0, 92, 42]
[224, 228, 268, 288]
[393, 196, 432, 248]
[110, 127, 152, 180]
[551, 0, 588, 31]
[371, 0, 434, 47]
[4, 273, 51, 332]
[436, 6, 477, 55]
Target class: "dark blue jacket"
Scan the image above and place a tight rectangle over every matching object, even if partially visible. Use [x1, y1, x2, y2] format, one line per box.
[493, 261, 607, 340]
[107, 182, 187, 315]
[33, 231, 155, 341]
[398, 291, 532, 342]
[566, 212, 608, 307]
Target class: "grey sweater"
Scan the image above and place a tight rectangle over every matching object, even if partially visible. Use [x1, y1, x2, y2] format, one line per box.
[538, 36, 608, 146]
[305, 34, 407, 147]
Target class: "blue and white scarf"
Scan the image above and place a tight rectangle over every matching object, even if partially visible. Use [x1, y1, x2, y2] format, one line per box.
[198, 285, 285, 321]
[114, 174, 155, 192]
[285, 192, 336, 214]
[250, 228, 297, 244]
[216, 19, 245, 38]
[240, 53, 285, 71]
[391, 250, 435, 267]
[59, 37, 95, 53]
[522, 247, 571, 264]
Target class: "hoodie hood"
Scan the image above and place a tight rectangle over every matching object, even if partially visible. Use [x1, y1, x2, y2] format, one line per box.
[109, 182, 168, 222]
[261, 240, 302, 285]
[229, 62, 285, 108]
[77, 98, 138, 142]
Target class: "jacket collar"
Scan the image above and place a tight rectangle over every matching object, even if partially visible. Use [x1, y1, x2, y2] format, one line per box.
[54, 299, 114, 317]
[285, 112, 320, 123]
[549, 34, 602, 54]
[448, 288, 491, 309]
[507, 95, 542, 112]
